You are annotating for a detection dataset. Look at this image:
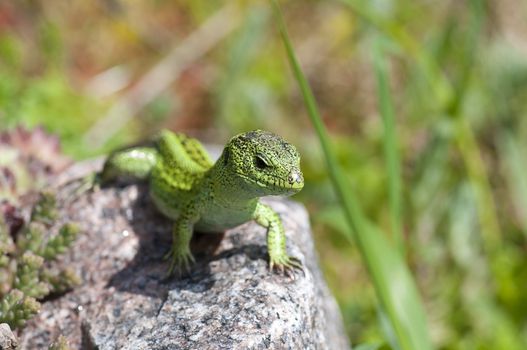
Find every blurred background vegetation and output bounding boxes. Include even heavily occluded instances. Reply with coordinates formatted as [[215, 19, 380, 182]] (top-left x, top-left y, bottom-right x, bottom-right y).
[[1, 0, 527, 349]]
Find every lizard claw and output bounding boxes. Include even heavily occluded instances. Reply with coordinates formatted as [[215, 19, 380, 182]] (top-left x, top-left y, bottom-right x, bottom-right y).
[[62, 173, 101, 202], [269, 254, 304, 279], [164, 247, 195, 277]]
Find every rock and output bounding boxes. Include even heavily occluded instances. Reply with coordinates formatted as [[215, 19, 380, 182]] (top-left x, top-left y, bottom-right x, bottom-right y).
[[0, 323, 18, 350], [20, 160, 350, 350]]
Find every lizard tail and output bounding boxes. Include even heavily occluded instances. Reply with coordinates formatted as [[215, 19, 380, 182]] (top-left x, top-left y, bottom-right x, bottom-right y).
[[100, 147, 158, 184]]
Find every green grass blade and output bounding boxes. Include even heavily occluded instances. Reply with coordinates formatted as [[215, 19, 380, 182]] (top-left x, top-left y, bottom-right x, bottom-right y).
[[501, 132, 527, 236], [372, 40, 404, 255], [451, 0, 502, 251], [338, 0, 453, 110], [347, 0, 501, 251], [271, 1, 433, 349]]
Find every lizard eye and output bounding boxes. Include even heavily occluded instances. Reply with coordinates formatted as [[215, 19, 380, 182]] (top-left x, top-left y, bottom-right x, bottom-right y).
[[255, 155, 270, 169]]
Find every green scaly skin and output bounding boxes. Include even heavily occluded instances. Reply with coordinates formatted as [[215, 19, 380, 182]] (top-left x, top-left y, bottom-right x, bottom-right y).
[[99, 129, 304, 276]]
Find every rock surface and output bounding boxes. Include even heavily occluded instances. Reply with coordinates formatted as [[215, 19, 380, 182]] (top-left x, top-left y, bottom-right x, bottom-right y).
[[20, 161, 350, 350], [0, 323, 18, 350]]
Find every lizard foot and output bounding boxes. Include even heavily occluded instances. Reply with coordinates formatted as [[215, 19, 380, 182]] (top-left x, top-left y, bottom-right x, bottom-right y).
[[62, 173, 101, 202], [269, 254, 304, 279], [164, 247, 195, 277]]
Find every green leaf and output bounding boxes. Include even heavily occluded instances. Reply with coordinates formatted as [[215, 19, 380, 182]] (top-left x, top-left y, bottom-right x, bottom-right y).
[[372, 40, 404, 255], [500, 132, 527, 236], [354, 342, 383, 350]]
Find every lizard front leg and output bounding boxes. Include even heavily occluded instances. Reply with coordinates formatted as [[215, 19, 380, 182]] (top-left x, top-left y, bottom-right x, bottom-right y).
[[253, 202, 302, 274], [164, 204, 201, 276]]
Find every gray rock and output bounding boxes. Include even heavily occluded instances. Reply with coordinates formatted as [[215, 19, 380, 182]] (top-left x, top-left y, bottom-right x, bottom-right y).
[[0, 323, 18, 350], [21, 161, 350, 350]]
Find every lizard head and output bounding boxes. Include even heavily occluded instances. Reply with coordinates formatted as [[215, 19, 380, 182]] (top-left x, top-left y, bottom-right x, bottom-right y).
[[222, 130, 304, 196]]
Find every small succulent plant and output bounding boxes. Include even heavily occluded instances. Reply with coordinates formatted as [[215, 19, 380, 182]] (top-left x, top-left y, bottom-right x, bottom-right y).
[[0, 192, 80, 330], [0, 126, 79, 348]]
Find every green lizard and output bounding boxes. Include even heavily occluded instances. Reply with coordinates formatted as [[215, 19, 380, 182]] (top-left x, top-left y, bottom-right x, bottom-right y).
[[97, 129, 304, 276]]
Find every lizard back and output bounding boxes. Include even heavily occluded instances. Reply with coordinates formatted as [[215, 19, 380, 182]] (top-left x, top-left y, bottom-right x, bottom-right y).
[[149, 131, 213, 218]]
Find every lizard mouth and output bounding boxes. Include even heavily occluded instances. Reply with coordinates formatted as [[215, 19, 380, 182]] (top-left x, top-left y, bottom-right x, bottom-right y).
[[236, 173, 304, 192]]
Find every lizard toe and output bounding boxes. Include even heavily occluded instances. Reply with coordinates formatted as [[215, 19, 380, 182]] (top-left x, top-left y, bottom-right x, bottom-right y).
[[165, 248, 195, 278], [269, 254, 304, 279], [62, 173, 101, 202]]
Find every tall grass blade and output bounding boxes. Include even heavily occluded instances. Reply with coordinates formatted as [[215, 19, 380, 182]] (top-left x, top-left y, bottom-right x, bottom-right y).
[[343, 0, 502, 253], [271, 1, 433, 349], [450, 0, 502, 251], [501, 132, 527, 236], [372, 40, 404, 255], [338, 0, 453, 110]]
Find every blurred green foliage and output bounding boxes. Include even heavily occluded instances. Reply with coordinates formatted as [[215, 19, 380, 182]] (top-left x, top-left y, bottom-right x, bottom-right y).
[[276, 2, 432, 346], [1, 0, 527, 349]]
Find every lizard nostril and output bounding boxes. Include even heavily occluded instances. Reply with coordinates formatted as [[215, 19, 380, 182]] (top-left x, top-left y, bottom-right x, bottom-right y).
[[288, 171, 302, 184]]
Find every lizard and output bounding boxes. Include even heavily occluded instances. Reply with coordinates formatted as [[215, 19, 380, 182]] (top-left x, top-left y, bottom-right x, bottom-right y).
[[94, 129, 304, 276]]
